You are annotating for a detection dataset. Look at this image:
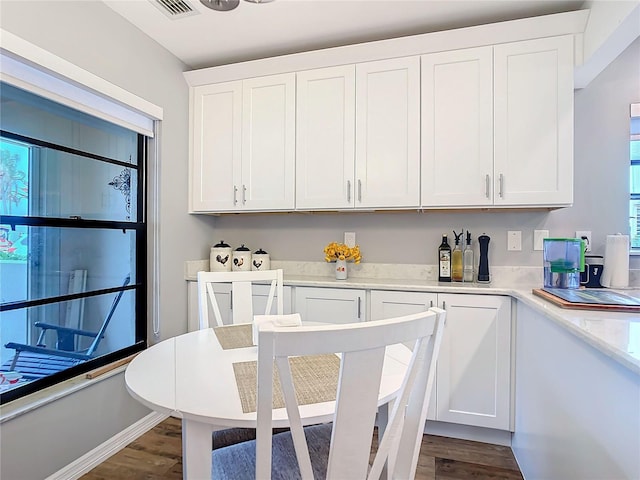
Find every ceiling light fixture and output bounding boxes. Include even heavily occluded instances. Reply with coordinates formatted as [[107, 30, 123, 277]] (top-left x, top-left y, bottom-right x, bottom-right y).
[[200, 0, 273, 11], [200, 0, 240, 11]]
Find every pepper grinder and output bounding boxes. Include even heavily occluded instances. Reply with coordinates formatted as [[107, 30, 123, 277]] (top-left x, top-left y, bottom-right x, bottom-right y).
[[477, 233, 491, 283]]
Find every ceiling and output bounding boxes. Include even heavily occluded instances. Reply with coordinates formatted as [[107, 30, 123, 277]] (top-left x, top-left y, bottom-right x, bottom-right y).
[[103, 0, 587, 70]]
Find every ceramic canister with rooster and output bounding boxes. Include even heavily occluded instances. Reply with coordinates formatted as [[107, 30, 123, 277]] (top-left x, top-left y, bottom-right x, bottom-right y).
[[210, 240, 232, 272], [232, 244, 252, 271], [251, 248, 271, 271]]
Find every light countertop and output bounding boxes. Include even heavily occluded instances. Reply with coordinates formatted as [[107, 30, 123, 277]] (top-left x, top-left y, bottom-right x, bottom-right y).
[[185, 260, 640, 375]]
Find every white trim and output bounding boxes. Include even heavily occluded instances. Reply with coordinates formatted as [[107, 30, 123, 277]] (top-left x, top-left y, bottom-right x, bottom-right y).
[[45, 411, 168, 480], [0, 29, 162, 136], [574, 3, 640, 89], [1, 366, 128, 424], [184, 10, 589, 86]]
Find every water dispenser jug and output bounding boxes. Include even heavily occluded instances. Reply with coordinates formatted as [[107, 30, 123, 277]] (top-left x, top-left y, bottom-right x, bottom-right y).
[[543, 238, 585, 289]]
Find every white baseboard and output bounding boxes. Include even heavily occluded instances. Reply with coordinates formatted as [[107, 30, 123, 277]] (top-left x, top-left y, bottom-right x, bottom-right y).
[[46, 411, 168, 480], [425, 420, 512, 447]]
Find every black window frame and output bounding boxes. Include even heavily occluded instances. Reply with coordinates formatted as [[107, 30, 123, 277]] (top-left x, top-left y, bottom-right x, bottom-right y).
[[0, 129, 147, 405]]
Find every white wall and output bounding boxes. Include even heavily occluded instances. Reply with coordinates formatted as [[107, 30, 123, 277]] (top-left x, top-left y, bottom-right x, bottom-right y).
[[0, 1, 213, 478], [211, 36, 640, 270]]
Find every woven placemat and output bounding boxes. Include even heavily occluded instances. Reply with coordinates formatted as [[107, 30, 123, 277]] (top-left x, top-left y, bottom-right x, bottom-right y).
[[213, 324, 254, 350], [233, 354, 340, 413]]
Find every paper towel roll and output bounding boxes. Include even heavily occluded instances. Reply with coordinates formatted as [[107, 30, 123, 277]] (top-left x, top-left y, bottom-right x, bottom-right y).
[[601, 234, 629, 288]]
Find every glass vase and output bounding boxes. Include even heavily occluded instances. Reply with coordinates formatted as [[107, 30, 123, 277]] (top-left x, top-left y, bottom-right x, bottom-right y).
[[335, 259, 348, 280]]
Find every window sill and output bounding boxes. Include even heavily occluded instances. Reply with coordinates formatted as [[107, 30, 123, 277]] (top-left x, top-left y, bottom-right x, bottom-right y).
[[0, 355, 136, 424]]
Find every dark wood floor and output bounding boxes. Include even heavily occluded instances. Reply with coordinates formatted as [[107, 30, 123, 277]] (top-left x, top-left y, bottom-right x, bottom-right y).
[[81, 417, 523, 479]]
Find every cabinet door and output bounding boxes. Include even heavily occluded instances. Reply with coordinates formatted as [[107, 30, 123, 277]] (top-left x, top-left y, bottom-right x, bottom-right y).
[[494, 35, 573, 206], [242, 74, 296, 210], [252, 284, 292, 317], [294, 287, 366, 324], [296, 65, 356, 210], [421, 47, 494, 207], [370, 290, 438, 320], [355, 57, 420, 208], [436, 294, 511, 430], [190, 81, 242, 212], [370, 290, 439, 421]]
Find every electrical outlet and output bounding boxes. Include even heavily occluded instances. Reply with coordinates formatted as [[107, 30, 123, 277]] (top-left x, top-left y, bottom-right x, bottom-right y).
[[507, 231, 522, 251], [534, 230, 549, 251], [576, 230, 592, 252], [344, 232, 356, 247]]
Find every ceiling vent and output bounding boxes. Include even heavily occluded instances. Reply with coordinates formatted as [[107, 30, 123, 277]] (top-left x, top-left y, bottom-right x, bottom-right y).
[[151, 0, 200, 19]]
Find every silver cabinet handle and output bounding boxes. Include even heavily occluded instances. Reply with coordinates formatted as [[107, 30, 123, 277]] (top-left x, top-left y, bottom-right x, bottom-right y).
[[233, 185, 238, 205], [242, 185, 247, 205], [357, 297, 361, 319], [442, 300, 446, 310], [499, 174, 504, 198], [358, 179, 362, 202], [347, 180, 351, 203], [485, 174, 491, 199], [430, 300, 434, 308]]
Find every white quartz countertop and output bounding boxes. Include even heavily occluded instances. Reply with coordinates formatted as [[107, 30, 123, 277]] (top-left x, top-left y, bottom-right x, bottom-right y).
[[185, 260, 640, 375]]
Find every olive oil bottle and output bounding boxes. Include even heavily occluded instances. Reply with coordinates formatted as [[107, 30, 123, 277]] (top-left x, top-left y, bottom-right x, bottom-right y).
[[438, 234, 452, 282], [463, 231, 475, 282], [451, 230, 463, 282]]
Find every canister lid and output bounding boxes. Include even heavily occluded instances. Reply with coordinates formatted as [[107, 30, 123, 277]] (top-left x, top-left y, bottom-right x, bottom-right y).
[[254, 248, 268, 254], [235, 244, 250, 251], [213, 240, 230, 248]]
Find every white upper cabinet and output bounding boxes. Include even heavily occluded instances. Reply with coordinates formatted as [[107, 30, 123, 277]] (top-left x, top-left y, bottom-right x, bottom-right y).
[[493, 35, 574, 206], [421, 35, 573, 209], [355, 57, 421, 209], [188, 24, 577, 213], [190, 81, 242, 212], [296, 65, 356, 210], [421, 46, 494, 207], [190, 74, 295, 213], [241, 74, 296, 210], [296, 57, 420, 210]]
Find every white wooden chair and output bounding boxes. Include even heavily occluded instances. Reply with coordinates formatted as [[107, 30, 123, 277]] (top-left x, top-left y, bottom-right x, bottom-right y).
[[212, 307, 446, 479], [197, 269, 284, 329], [197, 269, 286, 451]]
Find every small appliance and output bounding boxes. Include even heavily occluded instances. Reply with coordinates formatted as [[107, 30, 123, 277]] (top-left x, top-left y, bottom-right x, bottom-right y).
[[543, 238, 585, 289], [580, 255, 604, 288]]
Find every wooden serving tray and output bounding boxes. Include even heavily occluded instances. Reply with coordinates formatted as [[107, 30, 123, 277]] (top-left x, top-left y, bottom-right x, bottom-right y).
[[532, 288, 640, 313]]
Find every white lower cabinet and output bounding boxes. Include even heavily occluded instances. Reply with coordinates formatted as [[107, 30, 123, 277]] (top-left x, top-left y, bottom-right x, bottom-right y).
[[294, 287, 366, 324], [187, 281, 292, 331], [370, 290, 512, 431]]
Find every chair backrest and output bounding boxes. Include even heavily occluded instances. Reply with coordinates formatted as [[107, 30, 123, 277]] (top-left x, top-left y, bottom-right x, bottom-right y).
[[255, 306, 446, 479], [86, 274, 131, 356], [197, 269, 284, 328]]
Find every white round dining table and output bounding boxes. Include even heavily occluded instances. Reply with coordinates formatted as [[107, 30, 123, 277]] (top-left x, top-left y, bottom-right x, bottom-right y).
[[125, 326, 413, 479]]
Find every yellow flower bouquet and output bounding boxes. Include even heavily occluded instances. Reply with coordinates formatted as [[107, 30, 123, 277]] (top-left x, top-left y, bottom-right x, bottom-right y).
[[323, 242, 362, 263]]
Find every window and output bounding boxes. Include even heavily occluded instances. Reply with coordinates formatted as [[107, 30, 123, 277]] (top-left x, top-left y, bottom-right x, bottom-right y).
[[629, 103, 640, 251], [0, 82, 147, 403]]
